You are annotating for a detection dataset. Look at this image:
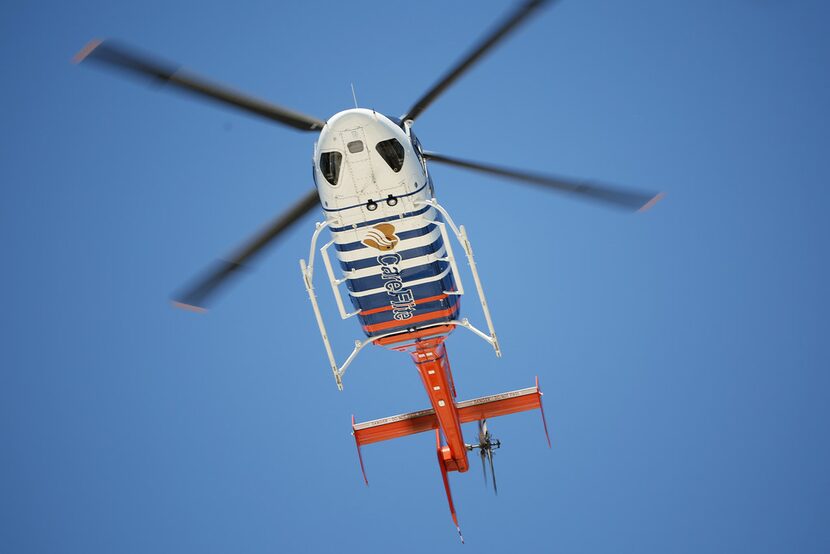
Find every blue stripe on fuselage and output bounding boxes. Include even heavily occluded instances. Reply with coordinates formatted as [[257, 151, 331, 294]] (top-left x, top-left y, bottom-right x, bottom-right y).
[[328, 204, 432, 233], [348, 273, 457, 312], [345, 260, 449, 294], [339, 236, 444, 272]]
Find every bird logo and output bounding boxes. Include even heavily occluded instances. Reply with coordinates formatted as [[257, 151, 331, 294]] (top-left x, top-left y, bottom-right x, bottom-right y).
[[362, 223, 399, 251]]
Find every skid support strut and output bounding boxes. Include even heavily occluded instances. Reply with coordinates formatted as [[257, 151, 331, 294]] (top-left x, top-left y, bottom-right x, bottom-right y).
[[415, 199, 501, 357]]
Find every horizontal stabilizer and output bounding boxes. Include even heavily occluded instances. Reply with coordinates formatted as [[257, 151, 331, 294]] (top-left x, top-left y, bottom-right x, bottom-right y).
[[353, 383, 544, 447]]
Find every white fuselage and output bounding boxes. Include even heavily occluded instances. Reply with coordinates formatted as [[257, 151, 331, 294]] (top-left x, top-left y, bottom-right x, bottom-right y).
[[313, 108, 431, 226], [311, 109, 458, 340]]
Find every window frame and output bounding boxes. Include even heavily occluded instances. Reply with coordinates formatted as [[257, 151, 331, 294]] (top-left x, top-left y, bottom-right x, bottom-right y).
[[319, 150, 343, 186], [375, 138, 406, 173]]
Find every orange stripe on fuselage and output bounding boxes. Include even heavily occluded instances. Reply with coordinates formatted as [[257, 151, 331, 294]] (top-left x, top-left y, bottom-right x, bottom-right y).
[[359, 293, 449, 316], [362, 302, 460, 333], [374, 325, 456, 348]]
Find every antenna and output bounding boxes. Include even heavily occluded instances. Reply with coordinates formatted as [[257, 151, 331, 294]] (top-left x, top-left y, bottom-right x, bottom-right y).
[[350, 83, 358, 108]]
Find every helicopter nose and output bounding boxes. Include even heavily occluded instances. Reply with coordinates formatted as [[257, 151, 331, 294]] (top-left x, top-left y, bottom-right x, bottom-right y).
[[317, 109, 394, 160], [324, 109, 381, 132]]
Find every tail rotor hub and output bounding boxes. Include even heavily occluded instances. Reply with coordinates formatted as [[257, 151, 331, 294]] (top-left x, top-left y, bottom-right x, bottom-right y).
[[467, 419, 502, 494]]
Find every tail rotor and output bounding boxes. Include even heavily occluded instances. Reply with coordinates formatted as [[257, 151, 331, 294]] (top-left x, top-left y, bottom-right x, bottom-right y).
[[469, 419, 501, 495]]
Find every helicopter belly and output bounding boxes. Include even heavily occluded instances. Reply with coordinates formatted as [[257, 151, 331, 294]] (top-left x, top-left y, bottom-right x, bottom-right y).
[[330, 204, 460, 339]]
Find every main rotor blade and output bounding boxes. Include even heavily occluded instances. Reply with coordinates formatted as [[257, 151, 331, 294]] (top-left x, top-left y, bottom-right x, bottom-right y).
[[74, 39, 325, 131], [173, 189, 320, 311], [401, 0, 552, 123], [424, 151, 664, 212]]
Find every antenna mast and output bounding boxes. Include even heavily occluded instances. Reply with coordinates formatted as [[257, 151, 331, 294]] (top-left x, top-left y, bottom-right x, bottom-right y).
[[350, 83, 358, 108]]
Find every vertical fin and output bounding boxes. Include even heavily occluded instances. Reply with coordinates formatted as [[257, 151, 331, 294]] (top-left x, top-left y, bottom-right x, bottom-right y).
[[352, 415, 369, 485], [536, 376, 552, 448], [436, 430, 464, 543]]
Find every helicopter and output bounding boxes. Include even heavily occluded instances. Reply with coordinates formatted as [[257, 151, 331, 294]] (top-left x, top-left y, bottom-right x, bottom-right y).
[[75, 0, 662, 542]]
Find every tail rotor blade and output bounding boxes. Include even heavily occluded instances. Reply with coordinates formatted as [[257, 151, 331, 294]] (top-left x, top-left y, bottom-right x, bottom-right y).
[[480, 449, 488, 488], [487, 449, 498, 496]]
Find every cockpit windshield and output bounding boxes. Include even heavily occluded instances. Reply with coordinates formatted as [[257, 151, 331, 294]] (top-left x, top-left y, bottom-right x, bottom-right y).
[[376, 138, 405, 172], [319, 151, 342, 186]]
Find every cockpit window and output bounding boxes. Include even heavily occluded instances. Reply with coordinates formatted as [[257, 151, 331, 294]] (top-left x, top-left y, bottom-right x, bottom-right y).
[[347, 140, 364, 153], [319, 151, 342, 186], [376, 138, 405, 172]]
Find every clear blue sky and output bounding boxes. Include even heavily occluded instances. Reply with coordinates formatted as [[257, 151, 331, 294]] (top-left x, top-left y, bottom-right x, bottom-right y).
[[2, 1, 829, 552]]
